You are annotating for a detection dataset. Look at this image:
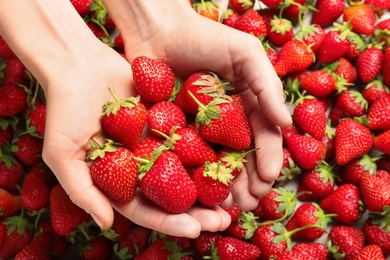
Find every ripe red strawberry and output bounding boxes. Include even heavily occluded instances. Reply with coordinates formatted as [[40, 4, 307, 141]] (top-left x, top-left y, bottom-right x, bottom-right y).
[[256, 187, 297, 221], [174, 71, 231, 115], [220, 8, 241, 28], [338, 154, 378, 185], [109, 209, 132, 239], [235, 8, 267, 39], [224, 210, 258, 240], [13, 133, 43, 166], [0, 117, 16, 147], [117, 226, 152, 256], [162, 126, 217, 167], [357, 46, 384, 83], [0, 85, 27, 117], [353, 244, 386, 260], [293, 96, 327, 140], [317, 30, 350, 64], [367, 94, 390, 131], [267, 17, 294, 47], [343, 4, 376, 35], [362, 80, 389, 105], [297, 161, 335, 200], [328, 57, 358, 84], [88, 139, 138, 202], [261, 0, 284, 9], [69, 0, 93, 16], [138, 150, 197, 214], [0, 188, 21, 220], [299, 69, 341, 98], [366, 0, 390, 15], [263, 41, 278, 65], [49, 184, 92, 236], [101, 92, 147, 151], [27, 104, 46, 137], [373, 129, 390, 154], [285, 202, 333, 240], [193, 0, 220, 21], [14, 232, 51, 260], [360, 172, 390, 213], [0, 58, 27, 86], [311, 0, 345, 27], [27, 163, 58, 189], [132, 136, 164, 160], [328, 225, 365, 260], [192, 161, 233, 208], [335, 118, 373, 166], [191, 231, 222, 257], [134, 237, 190, 260], [0, 153, 23, 194], [383, 46, 390, 86], [319, 183, 364, 224], [147, 101, 187, 137], [228, 0, 254, 13], [295, 24, 326, 55], [211, 236, 261, 260], [292, 242, 328, 260], [193, 96, 252, 150], [273, 39, 314, 77], [216, 147, 253, 177], [21, 172, 50, 211], [334, 90, 368, 119], [131, 56, 176, 103], [221, 202, 242, 222], [363, 217, 390, 257], [80, 236, 113, 260], [251, 223, 287, 259], [284, 133, 326, 170], [374, 19, 390, 46]]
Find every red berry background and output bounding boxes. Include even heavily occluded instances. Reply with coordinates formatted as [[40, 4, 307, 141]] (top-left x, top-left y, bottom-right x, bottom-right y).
[[1, 0, 390, 259]]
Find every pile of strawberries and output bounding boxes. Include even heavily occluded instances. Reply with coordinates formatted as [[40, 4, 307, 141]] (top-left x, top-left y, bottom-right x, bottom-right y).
[[1, 0, 390, 259]]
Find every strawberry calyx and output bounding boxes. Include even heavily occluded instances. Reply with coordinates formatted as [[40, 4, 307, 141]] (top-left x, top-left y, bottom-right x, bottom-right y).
[[218, 148, 257, 173], [312, 202, 337, 230], [151, 127, 182, 150], [327, 239, 346, 259], [237, 210, 259, 240], [87, 138, 118, 161], [371, 206, 390, 231], [270, 16, 293, 35], [276, 157, 302, 186], [283, 75, 303, 104], [3, 214, 34, 237], [193, 0, 220, 14], [89, 0, 110, 26], [102, 88, 142, 116], [134, 145, 169, 180], [203, 161, 234, 186], [193, 71, 234, 100]]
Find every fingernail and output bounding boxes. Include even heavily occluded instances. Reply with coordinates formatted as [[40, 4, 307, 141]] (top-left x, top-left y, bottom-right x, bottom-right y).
[[91, 213, 103, 228]]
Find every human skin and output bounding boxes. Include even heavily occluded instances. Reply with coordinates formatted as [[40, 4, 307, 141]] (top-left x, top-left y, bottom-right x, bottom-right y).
[[0, 0, 291, 238]]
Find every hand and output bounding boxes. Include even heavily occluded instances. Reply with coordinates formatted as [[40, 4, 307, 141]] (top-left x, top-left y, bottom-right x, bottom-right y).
[[104, 0, 292, 211]]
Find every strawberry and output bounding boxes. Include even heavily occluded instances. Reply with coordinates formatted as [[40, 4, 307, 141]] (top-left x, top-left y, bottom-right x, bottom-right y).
[[235, 8, 267, 39], [317, 30, 350, 64], [192, 95, 252, 150], [0, 58, 27, 86], [14, 232, 52, 260], [338, 154, 378, 185], [174, 71, 232, 115], [0, 152, 23, 194], [363, 217, 390, 257], [357, 46, 384, 83], [367, 94, 390, 131], [0, 188, 21, 220], [282, 0, 308, 22], [27, 104, 46, 137], [221, 202, 242, 222], [69, 0, 93, 17], [295, 24, 326, 55], [292, 242, 328, 260], [311, 0, 345, 28], [328, 225, 365, 260], [131, 56, 176, 103], [263, 40, 278, 65], [49, 184, 92, 236], [285, 202, 333, 240], [328, 57, 358, 84], [335, 118, 373, 166], [211, 236, 261, 260], [365, 0, 390, 15], [224, 210, 258, 240], [293, 96, 327, 140], [284, 133, 326, 170], [117, 226, 151, 257], [353, 244, 386, 260], [334, 90, 368, 119], [216, 147, 253, 177], [267, 16, 294, 47], [343, 4, 376, 35], [0, 117, 16, 147], [132, 136, 164, 160], [360, 172, 390, 213], [228, 0, 254, 13], [147, 101, 187, 137], [109, 209, 132, 239], [13, 133, 43, 166], [250, 224, 287, 260], [89, 0, 116, 31], [0, 85, 27, 117], [220, 8, 241, 28], [192, 161, 233, 207], [101, 91, 147, 151], [137, 150, 197, 214], [80, 236, 113, 260], [191, 231, 222, 257], [374, 19, 390, 46], [87, 139, 138, 202], [299, 69, 339, 98], [0, 216, 34, 259], [275, 147, 302, 185], [297, 161, 335, 200], [193, 0, 220, 22], [21, 172, 50, 212], [133, 237, 190, 260], [362, 80, 389, 105], [319, 183, 364, 224], [377, 155, 390, 172], [273, 39, 314, 77], [373, 129, 390, 154], [160, 126, 217, 167]]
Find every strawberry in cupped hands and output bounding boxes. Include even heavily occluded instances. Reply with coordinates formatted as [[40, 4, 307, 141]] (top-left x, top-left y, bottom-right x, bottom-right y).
[[189, 92, 252, 150], [101, 88, 147, 151], [135, 149, 197, 214], [192, 161, 234, 208], [87, 138, 138, 202], [131, 56, 176, 103]]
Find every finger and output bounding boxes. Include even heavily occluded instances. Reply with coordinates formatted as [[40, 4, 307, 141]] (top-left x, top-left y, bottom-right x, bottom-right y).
[[187, 205, 231, 232], [230, 168, 260, 211], [113, 189, 202, 238]]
